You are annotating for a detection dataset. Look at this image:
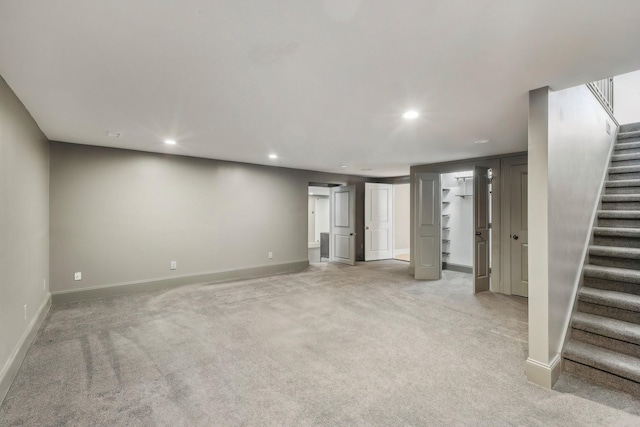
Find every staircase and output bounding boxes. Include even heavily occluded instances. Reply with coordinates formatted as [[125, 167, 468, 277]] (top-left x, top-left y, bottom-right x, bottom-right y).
[[563, 123, 640, 396]]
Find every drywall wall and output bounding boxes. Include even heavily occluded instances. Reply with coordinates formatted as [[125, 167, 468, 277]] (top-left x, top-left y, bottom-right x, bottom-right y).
[[526, 85, 616, 388], [50, 142, 368, 293], [393, 183, 410, 252], [0, 76, 50, 402], [441, 172, 473, 268], [614, 69, 640, 125]]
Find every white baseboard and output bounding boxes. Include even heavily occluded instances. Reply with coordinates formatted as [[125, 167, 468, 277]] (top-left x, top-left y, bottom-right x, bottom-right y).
[[0, 294, 51, 405], [525, 354, 561, 389]]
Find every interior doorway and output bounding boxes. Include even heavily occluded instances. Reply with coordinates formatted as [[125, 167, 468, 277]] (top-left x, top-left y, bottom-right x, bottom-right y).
[[414, 168, 493, 292], [393, 183, 411, 262], [308, 186, 330, 263]]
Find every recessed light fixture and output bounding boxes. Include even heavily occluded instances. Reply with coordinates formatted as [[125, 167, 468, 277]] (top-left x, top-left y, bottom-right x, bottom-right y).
[[340, 165, 347, 168], [403, 110, 419, 120], [106, 131, 121, 138], [164, 139, 177, 145], [474, 139, 490, 144], [309, 192, 314, 195], [269, 154, 278, 159]]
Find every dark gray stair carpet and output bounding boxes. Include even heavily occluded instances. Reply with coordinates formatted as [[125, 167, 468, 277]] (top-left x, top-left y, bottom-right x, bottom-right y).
[[579, 287, 640, 314], [583, 264, 640, 285], [615, 141, 640, 152], [618, 130, 640, 140], [572, 312, 640, 345], [564, 340, 640, 384], [563, 122, 640, 395]]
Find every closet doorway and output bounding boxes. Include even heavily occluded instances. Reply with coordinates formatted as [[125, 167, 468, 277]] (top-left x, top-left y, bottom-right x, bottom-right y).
[[308, 186, 330, 263]]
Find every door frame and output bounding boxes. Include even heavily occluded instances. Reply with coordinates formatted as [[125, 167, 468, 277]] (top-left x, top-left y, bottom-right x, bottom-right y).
[[410, 155, 514, 292], [500, 155, 528, 295], [364, 182, 394, 261]]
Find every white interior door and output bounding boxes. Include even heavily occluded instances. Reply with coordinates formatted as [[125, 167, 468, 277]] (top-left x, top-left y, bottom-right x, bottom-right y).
[[414, 173, 441, 280], [330, 185, 356, 265], [474, 166, 490, 293], [511, 164, 529, 297], [365, 183, 393, 261]]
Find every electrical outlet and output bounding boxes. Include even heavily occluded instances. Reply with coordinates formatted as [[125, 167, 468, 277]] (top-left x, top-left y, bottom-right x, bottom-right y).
[[170, 261, 177, 270], [268, 251, 273, 259], [74, 272, 82, 281], [23, 304, 27, 321]]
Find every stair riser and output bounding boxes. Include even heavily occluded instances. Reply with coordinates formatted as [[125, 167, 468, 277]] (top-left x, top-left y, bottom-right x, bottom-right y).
[[615, 146, 640, 155], [577, 301, 640, 325], [583, 277, 640, 295], [608, 172, 640, 181], [617, 135, 640, 142], [611, 159, 640, 167], [564, 360, 640, 395], [589, 255, 640, 271], [620, 123, 640, 133], [605, 186, 640, 195], [572, 327, 640, 357], [598, 218, 640, 228], [601, 201, 640, 210], [593, 235, 640, 248]]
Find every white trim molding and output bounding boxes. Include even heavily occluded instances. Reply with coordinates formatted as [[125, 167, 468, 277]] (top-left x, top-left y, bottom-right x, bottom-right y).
[[0, 294, 51, 404], [525, 354, 561, 389]]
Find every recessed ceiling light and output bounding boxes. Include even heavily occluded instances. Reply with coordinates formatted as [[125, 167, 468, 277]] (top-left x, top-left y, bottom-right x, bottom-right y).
[[106, 131, 121, 138], [164, 139, 177, 145], [309, 192, 314, 195], [474, 139, 490, 144], [269, 154, 278, 159], [340, 165, 347, 168], [403, 110, 419, 120]]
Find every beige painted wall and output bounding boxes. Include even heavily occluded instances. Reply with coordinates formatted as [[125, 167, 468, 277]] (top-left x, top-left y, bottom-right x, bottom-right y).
[[0, 77, 50, 388], [50, 142, 368, 292]]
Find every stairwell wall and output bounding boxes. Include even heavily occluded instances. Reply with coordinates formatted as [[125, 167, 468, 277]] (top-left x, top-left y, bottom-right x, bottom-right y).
[[527, 85, 617, 388]]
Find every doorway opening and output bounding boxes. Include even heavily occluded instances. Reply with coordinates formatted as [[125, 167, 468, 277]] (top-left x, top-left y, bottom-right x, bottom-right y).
[[393, 183, 411, 262], [308, 185, 330, 263]]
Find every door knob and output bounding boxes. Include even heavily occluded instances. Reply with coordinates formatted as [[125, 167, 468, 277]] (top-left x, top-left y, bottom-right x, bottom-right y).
[[365, 226, 370, 230], [513, 235, 519, 240], [350, 233, 355, 236], [475, 231, 481, 236]]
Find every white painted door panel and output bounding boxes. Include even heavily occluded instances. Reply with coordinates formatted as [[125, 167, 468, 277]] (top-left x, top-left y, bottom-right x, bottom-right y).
[[365, 183, 393, 261], [474, 166, 490, 293], [414, 173, 441, 280], [330, 185, 356, 265]]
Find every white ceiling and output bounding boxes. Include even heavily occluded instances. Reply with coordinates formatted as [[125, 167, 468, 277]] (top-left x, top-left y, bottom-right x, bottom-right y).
[[2, 1, 640, 177]]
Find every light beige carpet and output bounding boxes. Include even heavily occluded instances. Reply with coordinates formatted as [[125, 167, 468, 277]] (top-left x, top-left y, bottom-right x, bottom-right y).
[[1, 261, 639, 426]]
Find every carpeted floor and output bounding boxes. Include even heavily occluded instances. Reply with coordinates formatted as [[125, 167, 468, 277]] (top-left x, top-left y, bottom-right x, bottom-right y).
[[1, 261, 639, 426]]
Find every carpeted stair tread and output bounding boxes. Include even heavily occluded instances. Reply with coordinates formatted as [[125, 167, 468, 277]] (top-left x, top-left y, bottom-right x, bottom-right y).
[[572, 312, 640, 345], [579, 287, 640, 313], [618, 130, 640, 140], [609, 165, 640, 175], [593, 226, 640, 238], [615, 141, 640, 152], [589, 245, 640, 260], [612, 151, 640, 162], [564, 340, 640, 383], [583, 264, 640, 285], [600, 194, 640, 203], [597, 210, 640, 219], [605, 179, 640, 188]]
